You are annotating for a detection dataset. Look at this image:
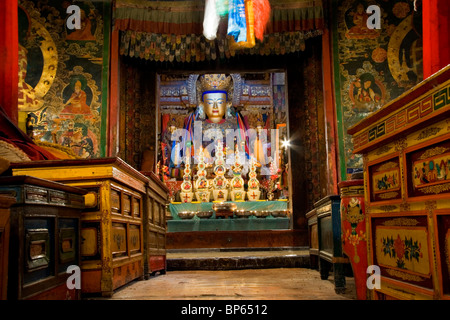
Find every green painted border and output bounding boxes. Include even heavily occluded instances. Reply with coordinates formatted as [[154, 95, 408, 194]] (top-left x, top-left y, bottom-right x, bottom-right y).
[[100, 1, 111, 157], [331, 0, 347, 181]]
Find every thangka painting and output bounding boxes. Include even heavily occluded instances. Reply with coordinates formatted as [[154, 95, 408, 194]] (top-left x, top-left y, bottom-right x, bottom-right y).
[[332, 0, 423, 180], [18, 0, 110, 158]]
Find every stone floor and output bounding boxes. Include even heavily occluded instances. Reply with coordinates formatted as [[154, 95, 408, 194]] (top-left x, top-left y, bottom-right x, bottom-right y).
[[88, 248, 357, 301], [101, 268, 356, 300]]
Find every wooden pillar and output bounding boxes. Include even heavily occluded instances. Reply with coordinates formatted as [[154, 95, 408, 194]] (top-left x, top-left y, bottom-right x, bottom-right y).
[[321, 27, 339, 195], [0, 0, 19, 125], [422, 0, 450, 78], [108, 27, 120, 157]]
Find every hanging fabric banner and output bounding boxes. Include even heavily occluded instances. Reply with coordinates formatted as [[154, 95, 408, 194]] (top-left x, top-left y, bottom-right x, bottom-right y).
[[216, 0, 229, 16], [229, 0, 256, 49], [253, 0, 271, 41], [115, 0, 324, 35], [227, 0, 247, 43], [203, 0, 220, 40]]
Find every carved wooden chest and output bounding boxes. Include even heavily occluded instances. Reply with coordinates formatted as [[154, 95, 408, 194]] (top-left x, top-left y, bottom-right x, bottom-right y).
[[315, 195, 348, 294], [142, 171, 169, 277], [348, 66, 450, 300], [0, 176, 86, 300], [305, 207, 318, 269], [0, 195, 16, 300], [11, 158, 149, 297]]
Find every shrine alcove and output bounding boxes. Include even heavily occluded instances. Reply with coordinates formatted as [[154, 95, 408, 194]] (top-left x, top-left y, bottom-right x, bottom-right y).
[[117, 35, 331, 249]]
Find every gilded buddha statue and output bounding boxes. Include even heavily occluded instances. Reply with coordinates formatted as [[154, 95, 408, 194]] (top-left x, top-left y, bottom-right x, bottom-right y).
[[182, 73, 249, 167], [165, 73, 252, 202]]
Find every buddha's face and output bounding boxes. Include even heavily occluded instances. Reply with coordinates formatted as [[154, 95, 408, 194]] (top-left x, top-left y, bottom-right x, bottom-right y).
[[203, 92, 227, 123]]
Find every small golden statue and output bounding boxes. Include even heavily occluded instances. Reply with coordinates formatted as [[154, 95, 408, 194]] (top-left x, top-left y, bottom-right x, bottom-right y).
[[212, 140, 229, 201], [230, 141, 246, 201], [180, 149, 194, 203], [194, 147, 211, 202], [247, 156, 261, 201]]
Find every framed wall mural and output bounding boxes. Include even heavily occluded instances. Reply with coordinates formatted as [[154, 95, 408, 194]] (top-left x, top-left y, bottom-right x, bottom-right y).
[[18, 0, 110, 158], [332, 0, 423, 180]]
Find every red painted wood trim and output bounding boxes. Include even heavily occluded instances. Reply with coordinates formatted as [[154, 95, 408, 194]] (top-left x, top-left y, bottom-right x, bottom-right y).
[[0, 0, 19, 125], [423, 0, 450, 79], [338, 179, 364, 189], [108, 27, 120, 157]]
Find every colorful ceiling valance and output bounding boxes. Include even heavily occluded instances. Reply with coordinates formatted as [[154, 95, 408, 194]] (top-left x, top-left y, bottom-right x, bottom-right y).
[[119, 29, 322, 62], [116, 0, 324, 62], [114, 0, 324, 35]]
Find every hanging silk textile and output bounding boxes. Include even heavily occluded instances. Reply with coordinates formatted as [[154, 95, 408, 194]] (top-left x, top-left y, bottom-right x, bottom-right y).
[[115, 0, 324, 35], [227, 0, 247, 43], [203, 0, 220, 40], [216, 0, 229, 16], [253, 0, 271, 41], [116, 0, 325, 62], [229, 0, 256, 49]]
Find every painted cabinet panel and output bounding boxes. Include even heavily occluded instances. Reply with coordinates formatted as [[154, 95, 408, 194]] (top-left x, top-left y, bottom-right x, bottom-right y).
[[348, 66, 450, 300]]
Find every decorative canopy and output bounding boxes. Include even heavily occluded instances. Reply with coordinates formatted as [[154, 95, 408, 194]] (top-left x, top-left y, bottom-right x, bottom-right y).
[[116, 0, 324, 62]]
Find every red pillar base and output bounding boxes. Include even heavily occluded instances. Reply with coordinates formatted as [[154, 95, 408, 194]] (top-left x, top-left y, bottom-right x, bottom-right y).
[[0, 0, 19, 125], [423, 0, 450, 78]]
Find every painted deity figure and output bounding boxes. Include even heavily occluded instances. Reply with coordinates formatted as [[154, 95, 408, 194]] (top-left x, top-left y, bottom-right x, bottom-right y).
[[61, 80, 92, 115], [65, 7, 96, 41], [346, 3, 379, 39], [352, 73, 382, 109]]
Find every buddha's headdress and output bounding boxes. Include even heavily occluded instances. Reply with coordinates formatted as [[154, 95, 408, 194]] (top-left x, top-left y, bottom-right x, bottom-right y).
[[198, 74, 232, 101]]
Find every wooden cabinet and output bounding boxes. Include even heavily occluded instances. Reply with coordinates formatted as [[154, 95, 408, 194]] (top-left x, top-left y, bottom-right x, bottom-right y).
[[0, 195, 16, 300], [10, 158, 149, 297], [142, 171, 169, 278], [315, 195, 348, 293], [348, 66, 450, 300], [0, 176, 86, 300], [305, 208, 318, 269]]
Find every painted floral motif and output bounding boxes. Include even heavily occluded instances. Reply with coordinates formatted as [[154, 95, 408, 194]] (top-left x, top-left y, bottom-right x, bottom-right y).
[[345, 229, 366, 247], [381, 234, 423, 269], [342, 197, 366, 264]]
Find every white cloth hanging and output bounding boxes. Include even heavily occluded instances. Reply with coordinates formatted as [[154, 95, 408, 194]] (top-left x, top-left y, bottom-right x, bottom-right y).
[[203, 0, 220, 40]]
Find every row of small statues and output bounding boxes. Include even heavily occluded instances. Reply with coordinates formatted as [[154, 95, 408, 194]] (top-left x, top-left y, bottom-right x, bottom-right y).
[[178, 141, 276, 203], [174, 187, 279, 203]]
